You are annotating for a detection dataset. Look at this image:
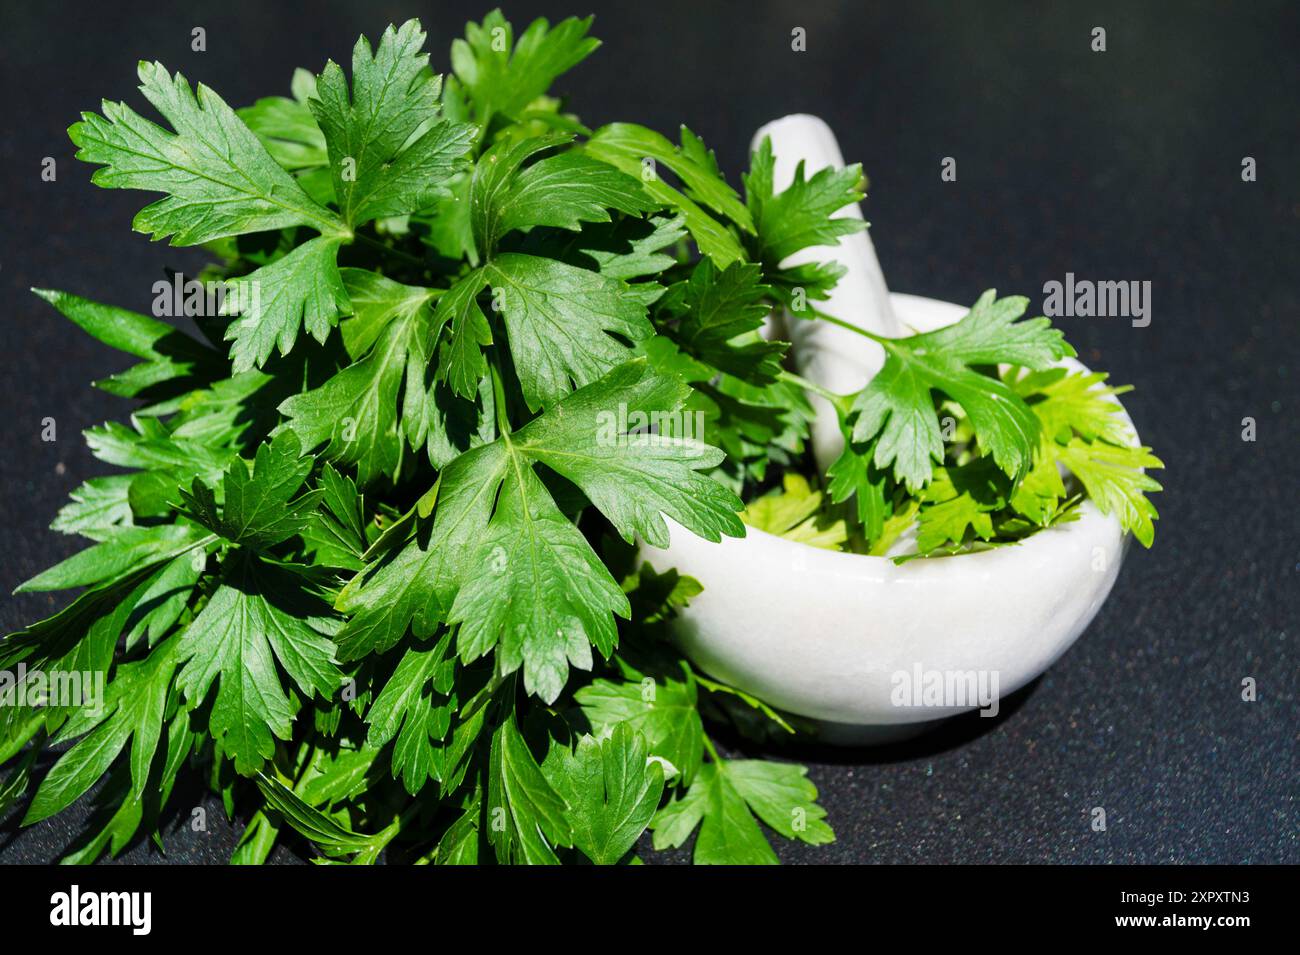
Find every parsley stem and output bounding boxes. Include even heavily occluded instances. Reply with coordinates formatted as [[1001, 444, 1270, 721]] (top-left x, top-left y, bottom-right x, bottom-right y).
[[489, 357, 512, 436], [701, 733, 722, 765], [806, 307, 893, 346], [777, 370, 852, 416]]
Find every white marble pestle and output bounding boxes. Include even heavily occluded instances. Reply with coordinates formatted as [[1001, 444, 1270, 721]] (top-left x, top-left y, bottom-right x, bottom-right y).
[[750, 114, 902, 470]]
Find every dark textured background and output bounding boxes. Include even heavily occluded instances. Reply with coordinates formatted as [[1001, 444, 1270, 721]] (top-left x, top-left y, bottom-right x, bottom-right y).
[[1, 0, 1296, 864]]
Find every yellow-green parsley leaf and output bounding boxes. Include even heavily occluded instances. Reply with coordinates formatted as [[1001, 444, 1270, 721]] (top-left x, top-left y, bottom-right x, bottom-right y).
[[1057, 440, 1164, 547], [741, 474, 847, 551], [1007, 443, 1070, 527], [1010, 366, 1136, 445], [1009, 368, 1164, 545], [914, 463, 1005, 554]]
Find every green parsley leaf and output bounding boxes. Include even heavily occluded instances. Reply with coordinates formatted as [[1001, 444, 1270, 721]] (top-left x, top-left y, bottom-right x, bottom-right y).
[[552, 213, 687, 280], [491, 149, 658, 239], [237, 68, 328, 171], [504, 359, 744, 548], [586, 123, 753, 265], [433, 791, 482, 864], [179, 432, 320, 549], [176, 553, 342, 774], [437, 252, 654, 411], [221, 235, 351, 373], [826, 434, 891, 544], [336, 360, 742, 698], [662, 258, 785, 384], [432, 269, 493, 400], [451, 11, 599, 125], [483, 253, 654, 410], [850, 290, 1074, 490], [486, 712, 571, 864], [15, 523, 205, 594], [33, 288, 221, 398], [279, 272, 440, 484], [70, 60, 346, 244], [366, 634, 455, 795], [575, 673, 705, 784], [51, 475, 134, 540], [543, 723, 665, 864], [295, 463, 368, 569], [311, 19, 475, 226], [24, 637, 182, 825], [449, 465, 628, 702], [121, 554, 203, 650], [255, 772, 394, 863], [744, 134, 867, 265], [468, 132, 569, 254], [652, 758, 831, 864], [720, 760, 834, 844]]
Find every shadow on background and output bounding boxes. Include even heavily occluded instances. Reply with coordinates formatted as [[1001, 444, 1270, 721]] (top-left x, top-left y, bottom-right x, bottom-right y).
[[713, 677, 1043, 767]]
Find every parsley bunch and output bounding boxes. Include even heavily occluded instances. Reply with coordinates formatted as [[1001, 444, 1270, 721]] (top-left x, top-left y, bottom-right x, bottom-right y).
[[3, 11, 1160, 865]]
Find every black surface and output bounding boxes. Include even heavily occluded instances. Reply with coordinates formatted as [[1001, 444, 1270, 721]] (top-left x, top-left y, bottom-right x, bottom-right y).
[[1, 0, 1296, 864]]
